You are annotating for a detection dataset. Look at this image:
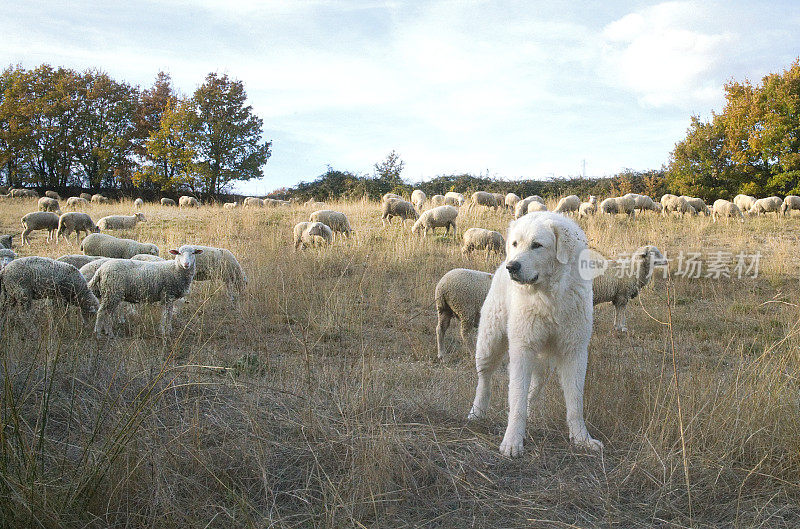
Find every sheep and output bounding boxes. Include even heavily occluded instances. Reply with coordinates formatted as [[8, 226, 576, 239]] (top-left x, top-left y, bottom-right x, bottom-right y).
[[505, 193, 521, 211], [91, 194, 109, 204], [600, 196, 636, 217], [633, 194, 659, 212], [293, 221, 333, 250], [186, 245, 247, 302], [578, 195, 597, 217], [306, 201, 327, 209], [712, 199, 744, 222], [734, 194, 756, 213], [461, 228, 504, 256], [161, 197, 176, 207], [444, 191, 465, 207], [81, 232, 159, 259], [491, 193, 505, 208], [38, 196, 61, 213], [5, 188, 39, 198], [411, 189, 426, 211], [45, 190, 61, 200], [781, 195, 800, 216], [749, 196, 782, 216], [56, 254, 104, 269], [411, 205, 458, 237], [468, 191, 500, 211], [223, 202, 238, 210], [434, 268, 493, 360], [179, 195, 200, 208], [554, 195, 581, 215], [0, 256, 99, 335], [134, 198, 144, 209], [430, 194, 446, 207], [381, 199, 419, 225], [681, 196, 711, 216], [66, 196, 90, 209], [21, 211, 60, 245], [593, 245, 667, 332], [57, 212, 100, 243], [382, 192, 403, 202], [88, 245, 202, 337], [309, 210, 352, 238], [515, 196, 547, 219], [97, 213, 146, 231], [79, 192, 93, 201], [0, 249, 16, 269], [243, 197, 263, 208], [661, 194, 694, 216], [1, 235, 12, 249]]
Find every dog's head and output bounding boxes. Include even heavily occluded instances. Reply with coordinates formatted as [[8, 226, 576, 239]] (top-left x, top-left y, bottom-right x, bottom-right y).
[[504, 212, 586, 288]]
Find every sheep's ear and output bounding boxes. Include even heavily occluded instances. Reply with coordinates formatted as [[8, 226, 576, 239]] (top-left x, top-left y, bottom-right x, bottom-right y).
[[549, 220, 579, 264], [169, 249, 179, 255], [193, 249, 203, 254]]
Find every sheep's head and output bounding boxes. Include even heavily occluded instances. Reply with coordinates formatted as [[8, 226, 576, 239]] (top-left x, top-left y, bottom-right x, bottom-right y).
[[170, 245, 203, 270], [632, 245, 667, 267], [0, 250, 16, 269], [135, 213, 146, 221], [144, 243, 159, 256]]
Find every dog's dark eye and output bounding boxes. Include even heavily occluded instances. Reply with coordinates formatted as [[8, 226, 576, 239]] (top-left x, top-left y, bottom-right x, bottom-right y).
[[512, 241, 517, 247], [531, 242, 542, 249]]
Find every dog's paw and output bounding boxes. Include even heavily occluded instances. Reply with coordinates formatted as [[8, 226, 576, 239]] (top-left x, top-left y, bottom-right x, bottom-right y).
[[466, 406, 484, 422], [574, 436, 604, 452], [499, 437, 525, 458]]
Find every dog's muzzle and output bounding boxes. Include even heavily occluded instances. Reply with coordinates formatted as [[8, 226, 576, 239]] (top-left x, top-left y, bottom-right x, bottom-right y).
[[506, 261, 538, 284]]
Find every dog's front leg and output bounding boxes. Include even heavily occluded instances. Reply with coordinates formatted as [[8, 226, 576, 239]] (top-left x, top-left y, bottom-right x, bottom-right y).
[[557, 348, 604, 451], [499, 345, 533, 457]]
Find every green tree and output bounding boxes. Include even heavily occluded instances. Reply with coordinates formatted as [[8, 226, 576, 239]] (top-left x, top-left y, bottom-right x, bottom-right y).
[[374, 150, 405, 188]]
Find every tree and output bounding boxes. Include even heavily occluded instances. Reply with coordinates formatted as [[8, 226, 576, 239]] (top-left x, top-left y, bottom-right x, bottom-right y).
[[191, 73, 271, 195], [374, 150, 405, 188]]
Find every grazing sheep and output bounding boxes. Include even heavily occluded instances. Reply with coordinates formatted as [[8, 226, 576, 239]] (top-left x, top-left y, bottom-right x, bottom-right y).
[[593, 245, 667, 332], [161, 197, 176, 207], [461, 228, 504, 256], [578, 196, 597, 217], [468, 191, 500, 211], [749, 196, 782, 216], [38, 196, 61, 213], [79, 192, 93, 201], [600, 196, 636, 217], [734, 194, 756, 213], [6, 188, 39, 199], [81, 232, 159, 259], [635, 194, 659, 212], [381, 199, 419, 225], [179, 195, 200, 208], [0, 249, 16, 269], [444, 191, 465, 207], [712, 199, 744, 222], [66, 196, 90, 209], [492, 193, 505, 208], [79, 254, 168, 284], [781, 195, 800, 216], [554, 195, 581, 215], [411, 205, 458, 237], [661, 194, 694, 216], [411, 189, 426, 211], [430, 194, 446, 207], [57, 212, 100, 243], [187, 245, 247, 302], [243, 197, 263, 208], [89, 245, 202, 337], [134, 198, 144, 209], [21, 211, 60, 245], [382, 192, 403, 203], [98, 213, 146, 231], [223, 202, 238, 209], [309, 210, 352, 238], [1, 235, 12, 249], [91, 194, 109, 204], [0, 256, 99, 334], [505, 193, 521, 211], [293, 221, 333, 250], [681, 196, 711, 216], [56, 254, 104, 269], [45, 190, 61, 200], [515, 196, 547, 219], [435, 268, 493, 360]]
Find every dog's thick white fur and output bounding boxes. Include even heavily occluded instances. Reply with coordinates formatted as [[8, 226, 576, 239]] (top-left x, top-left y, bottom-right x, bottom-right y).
[[467, 212, 603, 456]]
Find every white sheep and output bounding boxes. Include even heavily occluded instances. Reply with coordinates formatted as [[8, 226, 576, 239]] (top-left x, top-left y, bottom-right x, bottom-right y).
[[56, 254, 104, 269], [554, 195, 581, 215], [45, 190, 61, 201], [461, 228, 504, 256], [749, 196, 782, 216], [435, 268, 493, 360], [223, 202, 238, 210], [89, 245, 202, 337], [66, 196, 90, 209], [593, 245, 667, 332], [382, 192, 403, 202], [660, 194, 694, 216], [57, 212, 100, 242], [712, 199, 744, 222], [381, 199, 419, 225], [79, 192, 93, 201], [600, 196, 636, 217], [468, 191, 500, 211], [578, 195, 597, 217], [309, 210, 352, 238], [681, 196, 711, 216], [0, 256, 99, 335], [781, 195, 800, 216], [21, 211, 60, 245], [134, 198, 144, 209], [504, 193, 521, 211], [293, 221, 333, 250], [734, 194, 756, 213], [411, 190, 426, 211], [444, 191, 465, 207], [97, 213, 146, 231], [0, 249, 16, 269], [187, 245, 247, 302], [179, 195, 200, 208], [514, 196, 547, 219], [38, 196, 61, 213], [243, 197, 263, 208], [430, 195, 446, 207], [625, 193, 658, 212], [161, 197, 177, 207], [91, 194, 109, 204], [411, 205, 458, 237], [81, 232, 159, 259], [5, 188, 39, 198]]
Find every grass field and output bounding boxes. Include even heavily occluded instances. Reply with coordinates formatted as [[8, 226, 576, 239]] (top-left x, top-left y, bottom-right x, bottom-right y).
[[0, 196, 798, 528]]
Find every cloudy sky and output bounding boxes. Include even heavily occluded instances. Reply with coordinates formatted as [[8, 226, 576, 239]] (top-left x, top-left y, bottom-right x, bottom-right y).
[[3, 1, 799, 194]]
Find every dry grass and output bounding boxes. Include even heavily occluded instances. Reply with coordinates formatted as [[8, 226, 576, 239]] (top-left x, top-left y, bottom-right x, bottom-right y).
[[0, 197, 798, 528]]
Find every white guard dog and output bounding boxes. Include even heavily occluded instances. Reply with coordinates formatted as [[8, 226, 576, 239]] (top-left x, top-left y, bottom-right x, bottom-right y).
[[467, 211, 603, 456]]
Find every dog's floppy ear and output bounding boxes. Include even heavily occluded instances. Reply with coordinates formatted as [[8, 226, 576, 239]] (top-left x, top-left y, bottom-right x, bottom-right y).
[[549, 220, 581, 264]]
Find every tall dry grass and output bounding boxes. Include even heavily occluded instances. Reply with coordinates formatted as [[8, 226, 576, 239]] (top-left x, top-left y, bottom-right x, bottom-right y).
[[0, 196, 798, 527]]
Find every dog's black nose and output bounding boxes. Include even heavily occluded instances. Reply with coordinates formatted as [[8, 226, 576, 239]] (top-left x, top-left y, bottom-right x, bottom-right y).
[[506, 261, 521, 274]]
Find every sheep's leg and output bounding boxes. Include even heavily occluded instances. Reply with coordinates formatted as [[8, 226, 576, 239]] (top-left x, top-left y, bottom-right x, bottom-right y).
[[95, 298, 119, 337], [614, 302, 628, 332], [556, 348, 603, 451], [161, 301, 174, 337], [459, 320, 474, 358], [436, 310, 451, 361], [468, 308, 508, 422], [499, 342, 533, 457], [21, 229, 30, 245]]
